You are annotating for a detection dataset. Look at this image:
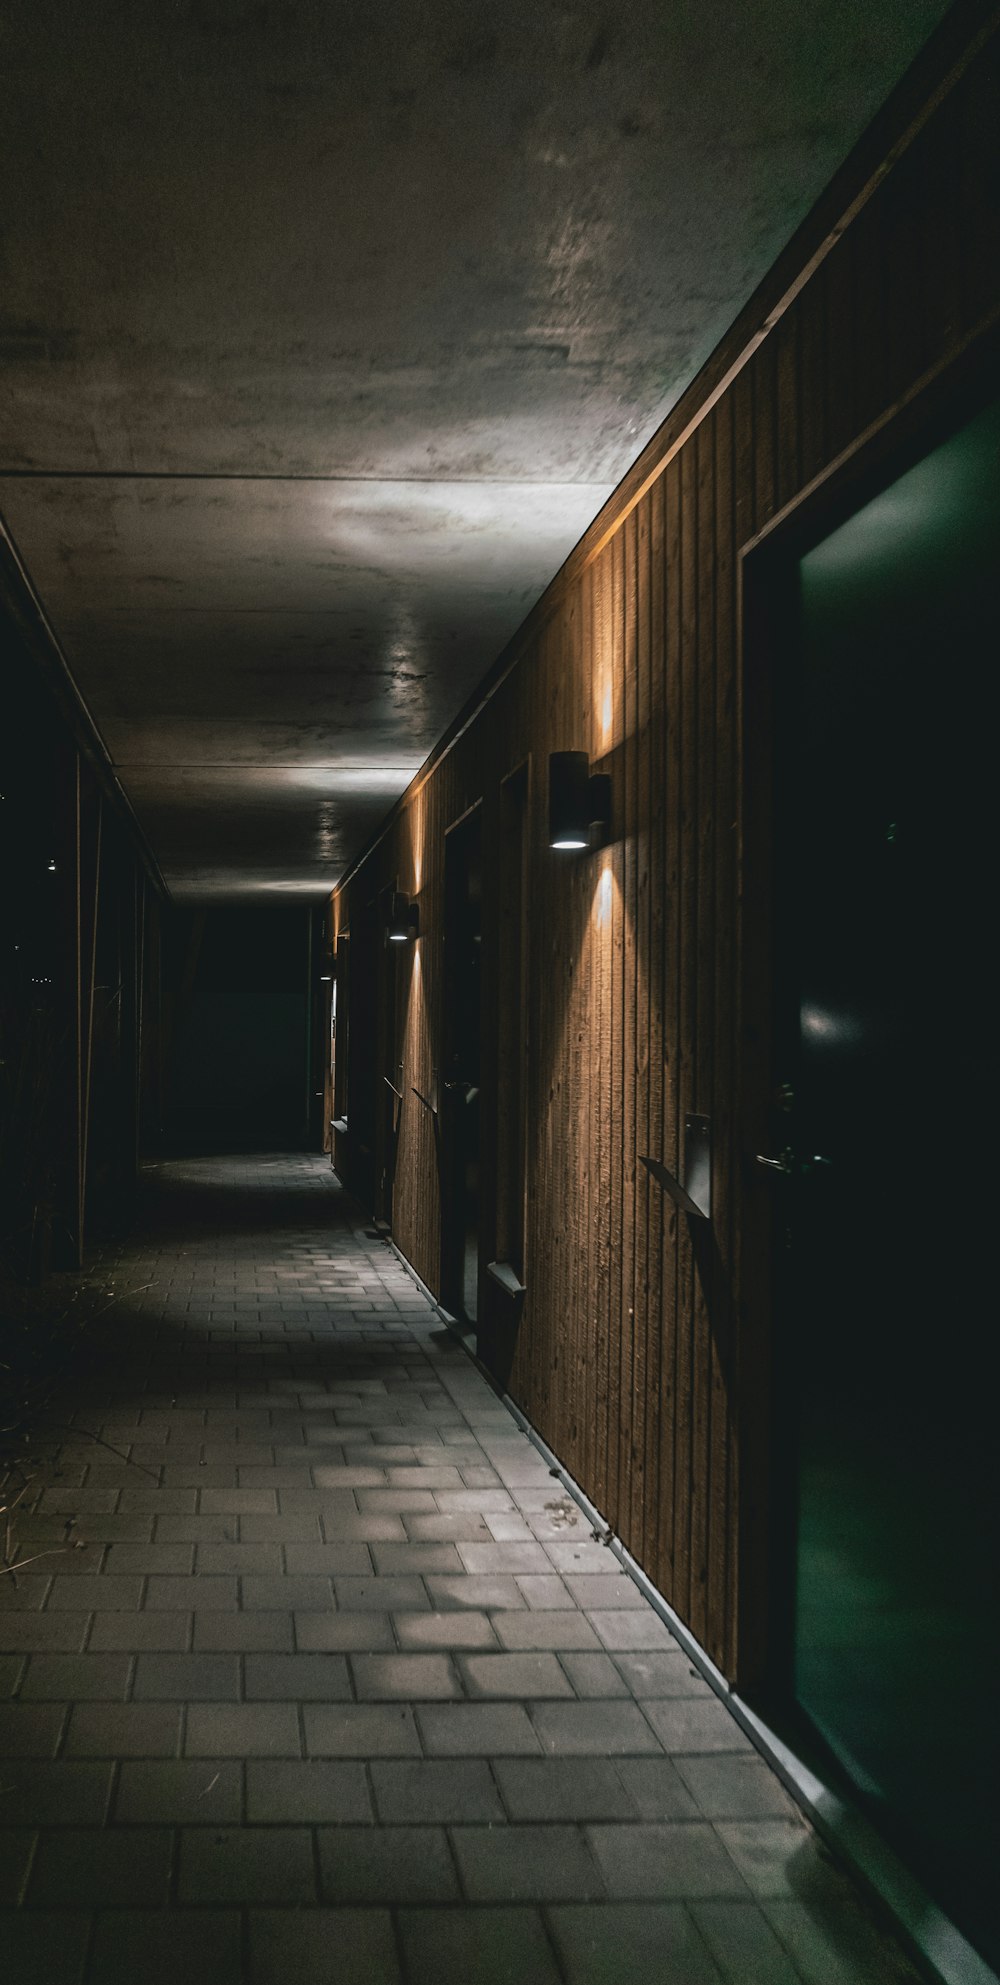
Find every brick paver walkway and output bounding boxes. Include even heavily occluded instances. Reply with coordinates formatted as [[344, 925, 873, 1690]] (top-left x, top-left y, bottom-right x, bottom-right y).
[[0, 1154, 924, 1983]]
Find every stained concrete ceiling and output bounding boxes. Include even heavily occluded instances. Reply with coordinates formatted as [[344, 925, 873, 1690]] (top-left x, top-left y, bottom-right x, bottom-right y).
[[1, 0, 947, 900]]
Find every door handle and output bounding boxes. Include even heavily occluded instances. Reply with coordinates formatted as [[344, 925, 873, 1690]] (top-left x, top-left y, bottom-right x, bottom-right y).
[[755, 1149, 832, 1177]]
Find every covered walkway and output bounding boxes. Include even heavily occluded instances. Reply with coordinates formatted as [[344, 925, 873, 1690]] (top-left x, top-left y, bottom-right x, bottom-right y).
[[0, 1155, 922, 1984]]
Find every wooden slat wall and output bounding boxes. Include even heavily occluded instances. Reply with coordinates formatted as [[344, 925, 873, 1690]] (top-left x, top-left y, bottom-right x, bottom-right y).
[[333, 18, 1000, 1682]]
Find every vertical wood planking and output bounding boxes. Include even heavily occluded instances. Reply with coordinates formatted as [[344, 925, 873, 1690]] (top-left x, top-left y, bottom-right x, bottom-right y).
[[619, 507, 639, 1547], [608, 525, 626, 1533], [690, 414, 716, 1647], [644, 472, 666, 1575], [658, 450, 683, 1608], [329, 35, 998, 1678], [710, 390, 737, 1673], [632, 489, 653, 1563], [673, 433, 699, 1619]]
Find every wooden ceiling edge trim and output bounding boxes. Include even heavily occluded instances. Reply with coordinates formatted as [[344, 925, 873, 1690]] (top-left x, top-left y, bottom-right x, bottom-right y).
[[0, 514, 170, 901], [335, 1, 997, 907]]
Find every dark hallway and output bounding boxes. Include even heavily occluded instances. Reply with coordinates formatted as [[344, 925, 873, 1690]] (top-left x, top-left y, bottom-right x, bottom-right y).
[[1, 1154, 926, 1984], [3, 5, 999, 1981]]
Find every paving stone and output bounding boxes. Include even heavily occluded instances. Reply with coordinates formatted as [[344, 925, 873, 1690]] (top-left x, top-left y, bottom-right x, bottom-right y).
[[0, 1912, 92, 1985], [387, 1465, 464, 1488], [0, 1701, 66, 1754], [494, 1611, 601, 1651], [614, 1650, 710, 1697], [0, 1759, 113, 1825], [310, 1464, 387, 1486], [425, 1573, 525, 1611], [460, 1651, 574, 1698], [393, 1609, 498, 1650], [586, 1822, 750, 1899], [317, 1822, 459, 1901], [89, 1612, 192, 1651], [334, 1573, 431, 1611], [352, 1652, 461, 1699], [186, 1702, 301, 1755], [294, 1611, 395, 1651], [548, 1902, 725, 1984], [483, 1512, 535, 1541], [714, 1818, 846, 1900], [114, 1758, 243, 1823], [591, 1610, 684, 1651], [691, 1900, 803, 1983], [417, 1701, 540, 1755], [0, 1825, 37, 1904], [245, 1652, 352, 1699], [762, 1897, 926, 1984], [65, 1702, 182, 1756], [193, 1611, 294, 1651], [248, 1908, 400, 1985], [354, 1488, 437, 1513], [195, 1542, 284, 1572], [642, 1698, 755, 1755], [566, 1574, 647, 1610], [614, 1757, 703, 1820], [454, 1821, 605, 1901], [397, 1904, 561, 1985], [28, 1825, 174, 1906], [246, 1758, 373, 1822], [494, 1757, 636, 1821], [403, 1511, 492, 1541], [677, 1754, 799, 1819], [559, 1650, 630, 1697], [283, 1540, 374, 1574], [304, 1702, 421, 1756], [154, 1516, 240, 1548], [369, 1541, 465, 1574], [104, 1543, 194, 1574], [119, 1489, 197, 1512], [240, 1513, 326, 1540], [48, 1576, 144, 1610], [531, 1700, 662, 1756], [0, 1160, 913, 1985], [0, 1612, 89, 1652], [516, 1574, 576, 1609], [200, 1489, 277, 1513], [85, 1909, 245, 1985], [432, 1489, 514, 1513], [21, 1653, 131, 1699], [370, 1757, 505, 1823], [133, 1653, 241, 1699], [179, 1823, 316, 1902], [456, 1541, 552, 1574]]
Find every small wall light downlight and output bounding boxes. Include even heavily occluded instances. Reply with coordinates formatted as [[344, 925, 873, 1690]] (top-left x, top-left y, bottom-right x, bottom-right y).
[[387, 893, 420, 943], [548, 750, 611, 852]]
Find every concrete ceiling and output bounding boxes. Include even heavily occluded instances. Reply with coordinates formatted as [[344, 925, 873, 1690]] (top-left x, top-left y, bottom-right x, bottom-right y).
[[1, 0, 947, 900]]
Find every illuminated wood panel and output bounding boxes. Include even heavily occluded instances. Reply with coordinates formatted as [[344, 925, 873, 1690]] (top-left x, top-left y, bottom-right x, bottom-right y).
[[332, 9, 1000, 1682]]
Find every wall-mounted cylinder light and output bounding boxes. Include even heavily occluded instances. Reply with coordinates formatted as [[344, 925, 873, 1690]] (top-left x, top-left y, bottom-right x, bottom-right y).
[[387, 892, 420, 942], [549, 751, 611, 852]]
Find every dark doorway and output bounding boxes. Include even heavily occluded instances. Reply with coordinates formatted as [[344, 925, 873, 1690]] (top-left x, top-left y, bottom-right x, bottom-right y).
[[377, 885, 401, 1231], [770, 394, 999, 1967], [163, 906, 310, 1150], [442, 805, 483, 1325], [345, 896, 378, 1212]]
